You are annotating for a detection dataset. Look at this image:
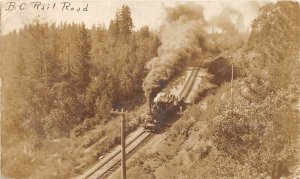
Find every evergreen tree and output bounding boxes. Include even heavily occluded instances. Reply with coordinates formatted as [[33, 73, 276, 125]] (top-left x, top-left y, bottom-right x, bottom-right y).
[[73, 23, 92, 92], [119, 5, 134, 36], [109, 11, 121, 37], [15, 52, 26, 76]]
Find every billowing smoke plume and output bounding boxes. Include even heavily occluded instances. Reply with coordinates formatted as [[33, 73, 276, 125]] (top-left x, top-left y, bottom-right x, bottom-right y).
[[209, 7, 243, 35], [142, 4, 208, 102], [202, 1, 268, 34]]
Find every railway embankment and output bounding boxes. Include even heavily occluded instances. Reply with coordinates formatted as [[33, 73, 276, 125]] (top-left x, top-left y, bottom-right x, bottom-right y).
[[114, 3, 300, 178]]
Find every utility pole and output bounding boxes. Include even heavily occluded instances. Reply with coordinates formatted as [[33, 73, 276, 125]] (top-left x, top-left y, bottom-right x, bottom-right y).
[[67, 43, 70, 78], [231, 63, 234, 104], [0, 3, 3, 177], [110, 108, 128, 179], [0, 1, 2, 36], [0, 77, 2, 177]]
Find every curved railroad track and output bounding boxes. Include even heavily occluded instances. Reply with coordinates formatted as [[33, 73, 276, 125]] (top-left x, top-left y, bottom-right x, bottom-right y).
[[179, 65, 201, 101], [80, 129, 152, 179], [79, 65, 201, 179]]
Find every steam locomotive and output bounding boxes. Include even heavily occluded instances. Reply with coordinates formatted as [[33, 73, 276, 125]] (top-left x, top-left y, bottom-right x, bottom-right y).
[[142, 67, 196, 132], [142, 55, 231, 132], [142, 95, 184, 132]]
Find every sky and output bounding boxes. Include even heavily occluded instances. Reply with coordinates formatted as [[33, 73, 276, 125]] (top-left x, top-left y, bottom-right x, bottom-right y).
[[0, 0, 270, 35]]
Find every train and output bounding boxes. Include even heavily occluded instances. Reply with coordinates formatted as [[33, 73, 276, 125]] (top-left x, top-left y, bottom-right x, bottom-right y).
[[142, 66, 199, 132], [141, 55, 231, 132]]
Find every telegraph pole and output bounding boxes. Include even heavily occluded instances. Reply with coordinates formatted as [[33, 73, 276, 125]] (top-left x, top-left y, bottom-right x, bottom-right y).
[[110, 108, 128, 179], [0, 77, 2, 177], [67, 43, 70, 78], [0, 2, 3, 177], [0, 1, 2, 36], [231, 63, 234, 104]]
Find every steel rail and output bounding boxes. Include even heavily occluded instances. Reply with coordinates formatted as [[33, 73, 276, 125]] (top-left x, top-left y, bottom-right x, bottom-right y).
[[178, 68, 197, 98], [99, 132, 153, 179], [81, 64, 203, 179], [182, 65, 201, 102], [81, 130, 152, 179], [178, 65, 201, 101]]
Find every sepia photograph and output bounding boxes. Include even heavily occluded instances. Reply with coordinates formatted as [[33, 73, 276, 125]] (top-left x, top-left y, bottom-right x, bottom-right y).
[[0, 0, 299, 178]]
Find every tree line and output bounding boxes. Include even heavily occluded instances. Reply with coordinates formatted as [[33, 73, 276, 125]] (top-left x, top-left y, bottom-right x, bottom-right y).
[[0, 5, 160, 140]]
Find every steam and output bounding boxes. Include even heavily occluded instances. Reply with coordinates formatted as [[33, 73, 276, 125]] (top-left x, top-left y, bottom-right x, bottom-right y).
[[142, 2, 265, 104], [207, 6, 251, 48], [142, 4, 208, 102], [203, 1, 268, 34], [209, 7, 243, 35]]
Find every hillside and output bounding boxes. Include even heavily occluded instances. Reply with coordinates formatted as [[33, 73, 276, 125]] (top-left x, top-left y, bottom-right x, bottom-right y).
[[1, 2, 299, 179], [0, 5, 159, 179], [120, 2, 300, 178]]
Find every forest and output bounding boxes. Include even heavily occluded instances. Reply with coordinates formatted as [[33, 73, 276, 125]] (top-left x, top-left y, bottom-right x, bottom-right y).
[[1, 5, 159, 138], [1, 5, 160, 178], [1, 2, 300, 179]]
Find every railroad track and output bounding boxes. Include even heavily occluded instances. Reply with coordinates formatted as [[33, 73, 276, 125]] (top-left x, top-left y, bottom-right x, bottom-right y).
[[80, 129, 153, 179], [179, 65, 201, 101], [80, 65, 201, 179]]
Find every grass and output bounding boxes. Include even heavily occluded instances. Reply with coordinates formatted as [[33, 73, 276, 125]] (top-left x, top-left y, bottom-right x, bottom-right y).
[[2, 103, 148, 179]]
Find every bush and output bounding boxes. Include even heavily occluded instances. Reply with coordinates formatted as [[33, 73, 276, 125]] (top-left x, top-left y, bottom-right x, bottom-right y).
[[211, 89, 299, 175]]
